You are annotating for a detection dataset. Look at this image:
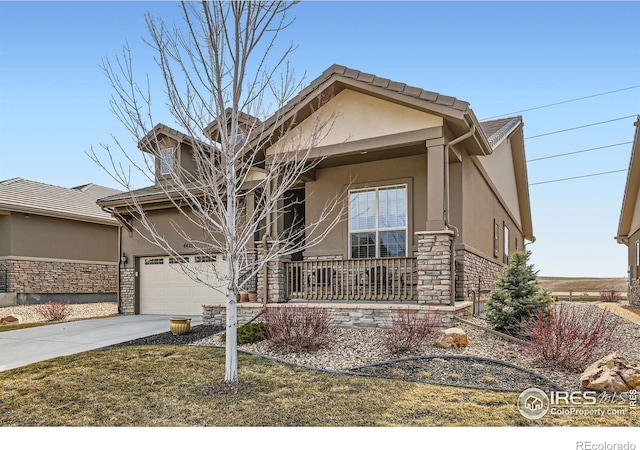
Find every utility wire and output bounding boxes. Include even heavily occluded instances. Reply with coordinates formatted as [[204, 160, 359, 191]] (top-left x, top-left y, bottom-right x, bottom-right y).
[[482, 85, 640, 120], [527, 141, 632, 162], [526, 115, 637, 139], [530, 169, 627, 186]]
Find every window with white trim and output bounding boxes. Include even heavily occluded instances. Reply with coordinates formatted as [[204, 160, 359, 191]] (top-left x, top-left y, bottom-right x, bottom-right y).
[[493, 220, 499, 257], [349, 185, 407, 258], [503, 223, 510, 264], [159, 148, 176, 175], [636, 240, 640, 278]]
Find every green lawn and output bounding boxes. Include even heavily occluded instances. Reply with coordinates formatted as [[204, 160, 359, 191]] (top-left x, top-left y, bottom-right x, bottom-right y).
[[0, 346, 633, 427]]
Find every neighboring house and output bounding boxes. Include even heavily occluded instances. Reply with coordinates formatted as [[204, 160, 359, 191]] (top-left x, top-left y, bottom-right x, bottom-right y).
[[98, 64, 534, 317], [0, 178, 121, 305], [616, 115, 640, 307]]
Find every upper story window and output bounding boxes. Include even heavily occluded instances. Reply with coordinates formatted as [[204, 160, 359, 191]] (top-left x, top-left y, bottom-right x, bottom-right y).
[[349, 185, 407, 259], [503, 223, 510, 264], [493, 220, 500, 258], [159, 148, 176, 175]]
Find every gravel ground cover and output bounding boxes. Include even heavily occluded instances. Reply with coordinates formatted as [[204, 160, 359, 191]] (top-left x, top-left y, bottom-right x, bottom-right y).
[[0, 302, 118, 323], [5, 301, 639, 393]]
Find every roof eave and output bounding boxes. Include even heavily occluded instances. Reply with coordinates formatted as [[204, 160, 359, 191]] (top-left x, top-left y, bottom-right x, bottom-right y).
[[0, 203, 119, 227], [617, 116, 640, 239]]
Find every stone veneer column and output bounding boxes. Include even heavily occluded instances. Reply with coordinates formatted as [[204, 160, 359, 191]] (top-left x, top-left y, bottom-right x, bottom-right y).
[[257, 241, 290, 303], [415, 230, 454, 304], [119, 267, 135, 314]]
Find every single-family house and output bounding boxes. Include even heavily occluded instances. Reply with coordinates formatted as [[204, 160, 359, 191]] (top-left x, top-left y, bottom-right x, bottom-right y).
[[616, 115, 640, 306], [98, 65, 534, 319], [0, 178, 121, 305]]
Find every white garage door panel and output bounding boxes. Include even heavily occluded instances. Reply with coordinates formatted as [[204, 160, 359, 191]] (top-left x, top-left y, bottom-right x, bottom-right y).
[[140, 255, 227, 315]]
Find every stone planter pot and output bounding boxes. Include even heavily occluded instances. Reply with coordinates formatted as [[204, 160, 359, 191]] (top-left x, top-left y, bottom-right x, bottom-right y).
[[169, 317, 191, 336], [248, 292, 258, 302]]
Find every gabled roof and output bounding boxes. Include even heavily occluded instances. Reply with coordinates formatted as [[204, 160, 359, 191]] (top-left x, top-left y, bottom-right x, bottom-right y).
[[617, 116, 640, 242], [0, 178, 121, 226], [257, 64, 493, 156], [480, 116, 523, 149]]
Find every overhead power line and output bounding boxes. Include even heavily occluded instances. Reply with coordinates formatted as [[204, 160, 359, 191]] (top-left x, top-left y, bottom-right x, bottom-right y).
[[527, 141, 632, 162], [482, 85, 640, 120], [529, 169, 627, 186], [526, 115, 637, 140]]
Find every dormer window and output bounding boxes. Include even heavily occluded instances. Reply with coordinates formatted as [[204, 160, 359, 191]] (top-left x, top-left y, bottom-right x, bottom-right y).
[[159, 148, 175, 175]]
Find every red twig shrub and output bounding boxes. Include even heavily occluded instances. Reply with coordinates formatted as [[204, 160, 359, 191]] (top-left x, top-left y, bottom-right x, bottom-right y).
[[34, 301, 71, 322], [385, 309, 440, 354], [599, 290, 621, 303], [521, 303, 622, 370], [261, 306, 332, 351]]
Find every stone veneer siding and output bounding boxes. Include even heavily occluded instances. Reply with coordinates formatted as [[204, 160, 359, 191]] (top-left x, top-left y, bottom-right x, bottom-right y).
[[454, 248, 504, 303], [1, 259, 117, 295], [119, 267, 136, 314], [0, 261, 7, 293], [257, 242, 290, 303], [203, 301, 472, 329], [630, 279, 640, 308], [416, 231, 454, 304]]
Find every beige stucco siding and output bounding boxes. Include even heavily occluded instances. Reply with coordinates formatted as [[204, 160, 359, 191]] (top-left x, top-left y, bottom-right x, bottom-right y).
[[8, 213, 118, 262], [120, 208, 224, 265], [474, 138, 522, 227], [629, 228, 640, 279], [0, 215, 10, 256], [629, 188, 640, 238], [267, 89, 443, 154], [460, 156, 523, 262], [303, 154, 427, 259]]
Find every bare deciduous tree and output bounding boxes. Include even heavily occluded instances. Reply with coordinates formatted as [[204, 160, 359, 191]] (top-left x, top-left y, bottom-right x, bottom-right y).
[[89, 1, 345, 384]]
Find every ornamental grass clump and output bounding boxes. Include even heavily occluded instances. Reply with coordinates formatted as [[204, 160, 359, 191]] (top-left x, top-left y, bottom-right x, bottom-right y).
[[34, 301, 71, 322], [485, 251, 550, 337], [521, 303, 622, 370], [385, 309, 439, 354], [262, 306, 332, 351]]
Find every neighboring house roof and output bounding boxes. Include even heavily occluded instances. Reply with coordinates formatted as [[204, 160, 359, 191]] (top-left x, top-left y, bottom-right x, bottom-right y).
[[0, 178, 121, 226], [617, 116, 640, 243]]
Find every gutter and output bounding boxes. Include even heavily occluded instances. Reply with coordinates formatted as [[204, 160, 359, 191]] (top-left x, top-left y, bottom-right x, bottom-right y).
[[444, 122, 476, 306]]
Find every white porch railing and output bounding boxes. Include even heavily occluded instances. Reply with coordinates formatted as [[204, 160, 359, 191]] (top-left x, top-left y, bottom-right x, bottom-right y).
[[285, 257, 418, 302]]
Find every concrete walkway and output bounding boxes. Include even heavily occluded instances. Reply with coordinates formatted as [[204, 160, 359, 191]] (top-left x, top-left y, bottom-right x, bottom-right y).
[[0, 314, 202, 372], [596, 302, 640, 325]]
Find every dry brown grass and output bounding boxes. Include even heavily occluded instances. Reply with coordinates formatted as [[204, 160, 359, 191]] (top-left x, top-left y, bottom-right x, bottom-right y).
[[537, 277, 627, 293], [0, 346, 631, 427]]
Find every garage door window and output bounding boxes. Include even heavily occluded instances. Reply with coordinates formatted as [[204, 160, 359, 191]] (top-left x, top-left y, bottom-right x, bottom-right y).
[[144, 258, 164, 265]]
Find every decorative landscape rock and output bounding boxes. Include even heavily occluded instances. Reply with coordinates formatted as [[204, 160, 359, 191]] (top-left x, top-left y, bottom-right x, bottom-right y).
[[434, 327, 468, 348], [0, 315, 19, 325], [580, 353, 640, 392]]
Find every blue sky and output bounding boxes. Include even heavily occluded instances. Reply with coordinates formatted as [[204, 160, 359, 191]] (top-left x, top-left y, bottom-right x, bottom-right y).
[[1, 1, 639, 278]]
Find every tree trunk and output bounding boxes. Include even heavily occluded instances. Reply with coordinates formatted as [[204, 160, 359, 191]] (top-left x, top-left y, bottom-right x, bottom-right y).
[[225, 288, 238, 384]]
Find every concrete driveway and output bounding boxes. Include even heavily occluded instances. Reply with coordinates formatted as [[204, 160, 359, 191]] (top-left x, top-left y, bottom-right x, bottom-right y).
[[0, 314, 202, 372]]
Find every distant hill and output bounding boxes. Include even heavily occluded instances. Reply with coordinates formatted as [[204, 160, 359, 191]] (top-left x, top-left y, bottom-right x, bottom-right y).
[[537, 277, 627, 300]]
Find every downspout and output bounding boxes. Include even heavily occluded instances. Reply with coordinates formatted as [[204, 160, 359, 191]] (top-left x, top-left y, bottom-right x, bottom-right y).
[[444, 123, 475, 306]]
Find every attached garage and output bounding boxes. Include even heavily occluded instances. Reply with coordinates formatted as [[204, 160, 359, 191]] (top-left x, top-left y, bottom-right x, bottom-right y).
[[139, 255, 227, 315]]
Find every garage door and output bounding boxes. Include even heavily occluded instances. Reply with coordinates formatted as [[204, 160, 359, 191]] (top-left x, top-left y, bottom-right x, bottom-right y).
[[139, 255, 227, 315]]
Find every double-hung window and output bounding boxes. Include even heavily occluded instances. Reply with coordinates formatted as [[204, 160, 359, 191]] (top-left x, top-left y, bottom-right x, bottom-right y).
[[349, 185, 407, 258]]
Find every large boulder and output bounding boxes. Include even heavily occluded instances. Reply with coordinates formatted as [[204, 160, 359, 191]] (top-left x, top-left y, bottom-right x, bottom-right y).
[[434, 327, 468, 348], [0, 315, 19, 325], [580, 353, 640, 392]]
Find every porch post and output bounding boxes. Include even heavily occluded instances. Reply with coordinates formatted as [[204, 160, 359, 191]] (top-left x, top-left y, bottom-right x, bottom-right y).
[[425, 137, 446, 230], [257, 240, 290, 303], [415, 230, 454, 304]]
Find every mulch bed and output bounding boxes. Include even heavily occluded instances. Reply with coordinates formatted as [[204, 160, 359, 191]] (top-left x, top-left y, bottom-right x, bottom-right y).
[[108, 325, 225, 347], [351, 356, 564, 392]]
